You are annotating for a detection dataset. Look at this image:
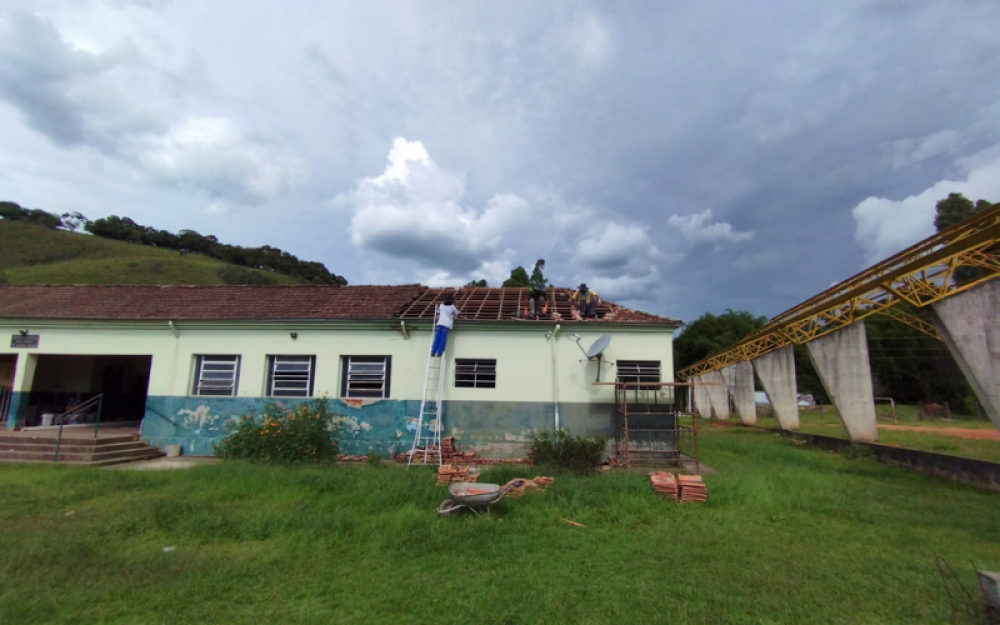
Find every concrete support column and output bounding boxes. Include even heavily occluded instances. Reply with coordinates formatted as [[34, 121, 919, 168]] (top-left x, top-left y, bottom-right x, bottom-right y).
[[753, 345, 800, 431], [692, 375, 711, 418], [806, 322, 878, 441], [703, 370, 730, 420], [6, 354, 38, 429], [929, 280, 1000, 432], [721, 361, 756, 425]]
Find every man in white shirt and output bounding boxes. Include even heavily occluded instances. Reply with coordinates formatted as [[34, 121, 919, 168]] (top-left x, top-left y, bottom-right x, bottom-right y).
[[431, 294, 460, 357]]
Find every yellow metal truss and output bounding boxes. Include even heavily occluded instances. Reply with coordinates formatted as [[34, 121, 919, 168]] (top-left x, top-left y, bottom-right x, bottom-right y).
[[677, 203, 1000, 380]]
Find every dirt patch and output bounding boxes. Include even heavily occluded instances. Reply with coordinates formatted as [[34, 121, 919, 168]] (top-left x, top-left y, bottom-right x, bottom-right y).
[[878, 425, 1000, 441]]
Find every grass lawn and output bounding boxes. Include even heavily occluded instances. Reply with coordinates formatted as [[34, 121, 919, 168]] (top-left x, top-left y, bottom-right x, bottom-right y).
[[2, 427, 998, 624], [754, 406, 1000, 463]]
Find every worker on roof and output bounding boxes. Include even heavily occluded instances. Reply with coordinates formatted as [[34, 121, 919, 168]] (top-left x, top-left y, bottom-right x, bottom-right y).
[[431, 293, 460, 357], [527, 285, 547, 320], [571, 283, 600, 318]]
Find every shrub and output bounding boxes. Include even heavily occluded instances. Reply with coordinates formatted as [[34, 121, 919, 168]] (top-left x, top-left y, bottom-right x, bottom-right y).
[[214, 397, 340, 463], [529, 429, 606, 474], [366, 453, 383, 467]]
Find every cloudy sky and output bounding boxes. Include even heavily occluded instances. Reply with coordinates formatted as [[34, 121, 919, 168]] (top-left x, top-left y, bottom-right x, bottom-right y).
[[2, 0, 999, 322]]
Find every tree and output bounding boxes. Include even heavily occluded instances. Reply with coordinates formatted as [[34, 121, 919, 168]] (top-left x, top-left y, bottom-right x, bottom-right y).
[[673, 309, 768, 371], [466, 279, 488, 287], [934, 192, 994, 285], [933, 193, 977, 232], [502, 266, 530, 288]]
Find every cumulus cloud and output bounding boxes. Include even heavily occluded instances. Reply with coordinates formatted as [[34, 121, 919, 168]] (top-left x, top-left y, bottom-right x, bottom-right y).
[[883, 129, 964, 169], [852, 147, 1000, 263], [667, 209, 754, 245], [338, 138, 532, 278], [575, 223, 658, 272], [0, 10, 302, 205], [138, 116, 304, 204]]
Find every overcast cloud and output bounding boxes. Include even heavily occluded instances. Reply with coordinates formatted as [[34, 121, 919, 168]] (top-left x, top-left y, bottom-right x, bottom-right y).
[[1, 0, 998, 320]]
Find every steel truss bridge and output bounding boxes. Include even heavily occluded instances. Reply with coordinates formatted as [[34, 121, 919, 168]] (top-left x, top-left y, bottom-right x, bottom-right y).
[[677, 202, 1000, 380]]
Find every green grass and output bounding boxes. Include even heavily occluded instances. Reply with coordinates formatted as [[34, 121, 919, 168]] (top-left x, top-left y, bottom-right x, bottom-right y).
[[2, 427, 998, 624], [753, 406, 1000, 463], [0, 221, 305, 285]]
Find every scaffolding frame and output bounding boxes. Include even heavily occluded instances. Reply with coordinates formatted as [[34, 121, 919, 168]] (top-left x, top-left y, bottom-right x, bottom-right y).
[[599, 381, 700, 473]]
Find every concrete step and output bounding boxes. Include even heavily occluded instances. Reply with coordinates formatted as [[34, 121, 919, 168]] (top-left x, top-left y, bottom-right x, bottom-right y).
[[0, 450, 165, 467], [0, 437, 165, 466], [0, 441, 151, 454], [0, 434, 139, 446]]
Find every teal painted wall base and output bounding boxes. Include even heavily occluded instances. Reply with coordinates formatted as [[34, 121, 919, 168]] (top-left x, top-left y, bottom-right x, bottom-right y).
[[141, 396, 622, 458], [4, 391, 23, 429]]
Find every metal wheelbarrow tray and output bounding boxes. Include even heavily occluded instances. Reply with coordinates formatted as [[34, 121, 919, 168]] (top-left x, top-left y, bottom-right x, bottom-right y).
[[437, 479, 524, 516]]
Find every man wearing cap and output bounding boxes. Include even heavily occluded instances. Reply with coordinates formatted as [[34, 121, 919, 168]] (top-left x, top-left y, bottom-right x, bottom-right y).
[[571, 283, 600, 318]]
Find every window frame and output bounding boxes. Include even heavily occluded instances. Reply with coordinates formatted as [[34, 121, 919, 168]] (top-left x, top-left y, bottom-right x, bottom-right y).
[[266, 355, 316, 398], [340, 356, 392, 399], [193, 355, 241, 397], [616, 360, 661, 388], [454, 358, 497, 389]]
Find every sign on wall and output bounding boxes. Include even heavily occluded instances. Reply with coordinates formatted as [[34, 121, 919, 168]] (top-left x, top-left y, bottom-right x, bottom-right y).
[[10, 334, 39, 348]]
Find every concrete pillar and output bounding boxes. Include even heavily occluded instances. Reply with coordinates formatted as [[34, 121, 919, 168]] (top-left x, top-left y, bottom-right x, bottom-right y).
[[703, 370, 730, 420], [753, 345, 800, 431], [806, 322, 878, 441], [692, 375, 711, 418], [929, 280, 1000, 432], [6, 354, 38, 429], [721, 361, 756, 425]]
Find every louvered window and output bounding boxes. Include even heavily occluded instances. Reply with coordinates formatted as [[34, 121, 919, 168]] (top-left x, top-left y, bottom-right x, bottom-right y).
[[455, 359, 497, 389], [193, 356, 240, 396], [616, 360, 661, 386], [267, 356, 315, 397], [341, 356, 391, 398]]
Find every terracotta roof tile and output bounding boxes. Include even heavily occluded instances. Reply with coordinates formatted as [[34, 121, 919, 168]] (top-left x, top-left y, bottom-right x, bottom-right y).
[[0, 285, 424, 321], [0, 285, 681, 326]]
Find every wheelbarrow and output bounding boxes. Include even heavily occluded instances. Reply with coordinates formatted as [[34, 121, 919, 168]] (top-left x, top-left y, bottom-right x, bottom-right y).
[[437, 480, 524, 516]]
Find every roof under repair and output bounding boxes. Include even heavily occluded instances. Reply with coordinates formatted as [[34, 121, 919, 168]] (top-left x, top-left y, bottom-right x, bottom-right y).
[[0, 285, 681, 326]]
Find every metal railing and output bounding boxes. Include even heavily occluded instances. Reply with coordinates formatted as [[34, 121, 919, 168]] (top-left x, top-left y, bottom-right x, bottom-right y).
[[53, 394, 103, 461], [140, 403, 179, 436]]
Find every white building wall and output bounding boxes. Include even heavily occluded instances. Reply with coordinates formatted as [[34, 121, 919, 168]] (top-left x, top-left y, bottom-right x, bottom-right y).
[[0, 321, 675, 402]]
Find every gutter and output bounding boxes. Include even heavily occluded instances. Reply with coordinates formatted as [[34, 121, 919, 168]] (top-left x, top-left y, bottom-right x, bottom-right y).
[[549, 324, 561, 430]]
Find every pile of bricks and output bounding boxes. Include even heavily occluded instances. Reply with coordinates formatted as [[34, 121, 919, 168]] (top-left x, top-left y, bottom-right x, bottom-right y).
[[678, 475, 707, 503], [337, 454, 370, 465], [437, 464, 480, 485], [649, 472, 679, 501], [396, 437, 532, 466], [503, 476, 556, 498]]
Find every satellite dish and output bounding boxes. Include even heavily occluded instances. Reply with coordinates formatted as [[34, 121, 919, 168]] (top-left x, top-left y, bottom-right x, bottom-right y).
[[586, 335, 611, 360]]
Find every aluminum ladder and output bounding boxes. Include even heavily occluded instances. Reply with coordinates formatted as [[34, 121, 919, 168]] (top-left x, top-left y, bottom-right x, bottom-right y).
[[408, 309, 447, 466]]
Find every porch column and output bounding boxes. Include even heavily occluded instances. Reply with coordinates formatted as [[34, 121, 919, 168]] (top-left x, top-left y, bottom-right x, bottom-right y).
[[721, 360, 756, 425], [806, 322, 878, 441], [929, 280, 1000, 432], [753, 345, 800, 431], [6, 354, 37, 429]]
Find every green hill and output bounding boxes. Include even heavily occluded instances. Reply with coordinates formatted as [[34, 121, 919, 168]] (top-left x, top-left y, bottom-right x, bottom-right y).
[[0, 221, 309, 286]]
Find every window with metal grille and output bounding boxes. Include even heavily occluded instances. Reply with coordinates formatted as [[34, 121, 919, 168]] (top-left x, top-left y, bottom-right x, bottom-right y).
[[341, 356, 391, 398], [193, 355, 240, 396], [267, 355, 315, 397], [454, 359, 497, 389], [616, 360, 661, 386]]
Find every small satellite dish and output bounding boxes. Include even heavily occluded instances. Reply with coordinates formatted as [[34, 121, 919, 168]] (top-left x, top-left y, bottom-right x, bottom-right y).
[[586, 335, 611, 360]]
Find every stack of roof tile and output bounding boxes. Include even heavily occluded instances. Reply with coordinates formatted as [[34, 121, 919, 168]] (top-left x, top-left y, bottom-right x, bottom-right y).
[[337, 454, 369, 465], [502, 476, 556, 498], [649, 472, 679, 501], [678, 475, 707, 503]]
